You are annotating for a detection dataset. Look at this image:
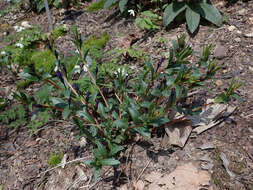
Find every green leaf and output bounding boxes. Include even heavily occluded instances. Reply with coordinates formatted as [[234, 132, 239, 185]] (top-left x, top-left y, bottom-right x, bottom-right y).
[[108, 143, 124, 156], [77, 107, 94, 123], [133, 126, 150, 139], [195, 3, 222, 27], [185, 6, 200, 33], [163, 2, 187, 26], [97, 103, 107, 118], [114, 119, 128, 129], [104, 0, 115, 9], [62, 106, 71, 119], [231, 93, 243, 103], [119, 0, 128, 12], [128, 107, 140, 123], [101, 158, 120, 166], [94, 167, 101, 180]]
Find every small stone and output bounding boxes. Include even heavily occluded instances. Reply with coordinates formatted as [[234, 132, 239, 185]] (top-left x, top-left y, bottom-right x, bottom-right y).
[[234, 37, 241, 42], [79, 137, 87, 147], [249, 17, 253, 25], [249, 66, 253, 72], [214, 44, 227, 59], [238, 9, 246, 16], [215, 80, 223, 86], [236, 30, 242, 34], [244, 31, 253, 38], [228, 25, 236, 31]]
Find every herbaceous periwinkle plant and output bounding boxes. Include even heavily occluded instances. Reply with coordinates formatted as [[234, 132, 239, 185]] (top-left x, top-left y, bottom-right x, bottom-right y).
[[17, 25, 242, 179]]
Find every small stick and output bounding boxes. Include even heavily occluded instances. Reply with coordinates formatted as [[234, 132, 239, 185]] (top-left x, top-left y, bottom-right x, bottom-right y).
[[136, 159, 151, 182], [44, 0, 53, 31], [41, 157, 90, 174]]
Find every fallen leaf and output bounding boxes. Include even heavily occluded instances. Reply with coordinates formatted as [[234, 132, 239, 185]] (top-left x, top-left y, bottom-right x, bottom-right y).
[[164, 121, 192, 148], [25, 140, 37, 147], [189, 100, 236, 134], [220, 152, 236, 179], [145, 162, 212, 190]]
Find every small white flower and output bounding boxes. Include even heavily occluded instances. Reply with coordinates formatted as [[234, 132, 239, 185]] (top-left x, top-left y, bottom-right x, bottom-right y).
[[74, 49, 79, 54], [14, 26, 25, 32], [20, 37, 24, 41], [21, 21, 31, 28], [15, 43, 24, 48], [54, 65, 58, 72], [128, 9, 135, 17], [114, 68, 128, 77], [73, 65, 81, 74], [1, 51, 6, 55]]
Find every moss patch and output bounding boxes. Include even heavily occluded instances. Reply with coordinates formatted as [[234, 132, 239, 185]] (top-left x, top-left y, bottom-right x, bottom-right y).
[[48, 152, 64, 167], [31, 49, 55, 74], [86, 0, 106, 12], [82, 32, 110, 50]]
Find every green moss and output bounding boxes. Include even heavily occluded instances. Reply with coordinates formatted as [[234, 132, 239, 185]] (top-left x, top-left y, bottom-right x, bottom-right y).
[[50, 25, 68, 41], [82, 32, 110, 50], [16, 80, 32, 89], [48, 152, 64, 167], [86, 0, 106, 12], [31, 49, 55, 74]]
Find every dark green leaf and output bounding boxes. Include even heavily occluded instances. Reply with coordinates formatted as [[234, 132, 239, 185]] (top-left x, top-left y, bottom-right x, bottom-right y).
[[128, 107, 140, 123], [231, 93, 243, 103], [62, 107, 71, 119], [163, 2, 187, 26], [185, 6, 200, 33], [119, 0, 128, 12], [104, 0, 116, 9], [195, 3, 222, 27]]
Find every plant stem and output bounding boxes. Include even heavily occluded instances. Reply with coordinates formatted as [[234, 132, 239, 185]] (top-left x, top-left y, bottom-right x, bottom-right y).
[[78, 49, 109, 108]]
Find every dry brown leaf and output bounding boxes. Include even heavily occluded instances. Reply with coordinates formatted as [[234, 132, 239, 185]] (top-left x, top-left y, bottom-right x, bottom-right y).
[[163, 121, 192, 148]]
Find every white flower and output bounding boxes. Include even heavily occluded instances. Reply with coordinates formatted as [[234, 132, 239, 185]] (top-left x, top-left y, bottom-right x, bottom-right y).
[[54, 65, 58, 72], [128, 9, 135, 17], [74, 49, 79, 54], [15, 43, 24, 48], [73, 65, 81, 74], [114, 68, 128, 77], [21, 21, 31, 28], [1, 51, 6, 55], [20, 37, 24, 41], [14, 25, 25, 32]]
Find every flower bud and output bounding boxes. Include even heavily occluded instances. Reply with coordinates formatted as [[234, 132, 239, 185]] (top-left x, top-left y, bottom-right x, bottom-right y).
[[85, 91, 90, 102], [94, 99, 99, 110], [73, 83, 79, 92], [56, 70, 65, 87], [62, 64, 67, 74]]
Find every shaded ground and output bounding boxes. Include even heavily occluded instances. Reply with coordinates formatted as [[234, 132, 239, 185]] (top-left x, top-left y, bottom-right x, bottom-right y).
[[0, 0, 253, 189]]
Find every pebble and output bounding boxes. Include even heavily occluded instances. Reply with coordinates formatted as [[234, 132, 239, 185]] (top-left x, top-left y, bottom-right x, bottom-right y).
[[234, 37, 241, 42], [249, 66, 253, 72], [238, 8, 246, 16], [244, 31, 253, 38], [228, 25, 236, 31], [215, 80, 223, 86], [214, 44, 227, 59]]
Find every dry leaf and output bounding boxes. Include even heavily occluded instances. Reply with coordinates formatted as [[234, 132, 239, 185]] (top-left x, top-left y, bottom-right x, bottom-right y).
[[163, 121, 192, 148]]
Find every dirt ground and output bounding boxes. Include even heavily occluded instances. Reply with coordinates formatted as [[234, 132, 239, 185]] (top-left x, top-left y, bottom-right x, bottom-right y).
[[0, 0, 253, 189]]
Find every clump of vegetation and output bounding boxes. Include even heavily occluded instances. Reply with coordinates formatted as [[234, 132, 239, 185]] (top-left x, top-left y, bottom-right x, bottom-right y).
[[15, 26, 241, 179], [48, 152, 64, 167], [103, 0, 222, 34], [31, 49, 56, 75], [136, 10, 160, 30], [86, 0, 106, 12], [0, 105, 26, 129]]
